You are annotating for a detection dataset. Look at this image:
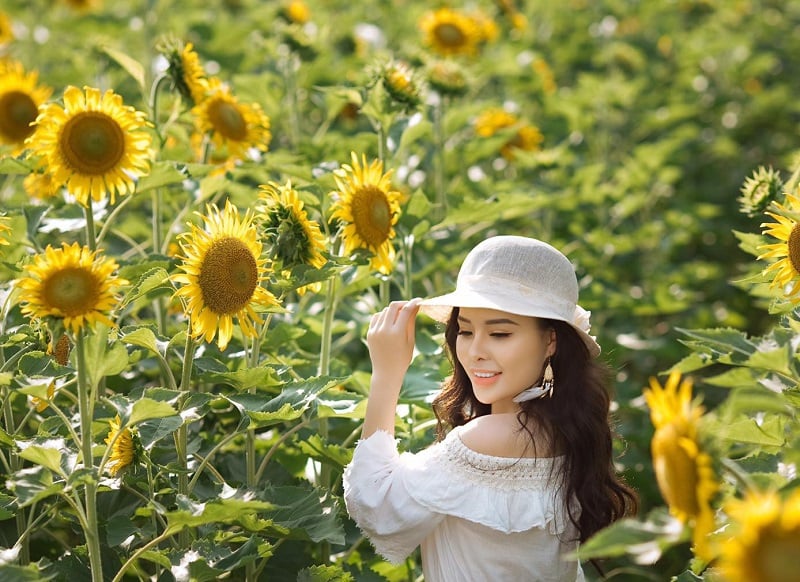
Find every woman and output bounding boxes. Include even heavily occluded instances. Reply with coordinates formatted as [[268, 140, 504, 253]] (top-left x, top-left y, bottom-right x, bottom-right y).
[[344, 236, 637, 581]]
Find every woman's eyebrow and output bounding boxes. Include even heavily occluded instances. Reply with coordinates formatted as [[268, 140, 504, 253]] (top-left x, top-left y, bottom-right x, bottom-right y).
[[457, 315, 519, 326]]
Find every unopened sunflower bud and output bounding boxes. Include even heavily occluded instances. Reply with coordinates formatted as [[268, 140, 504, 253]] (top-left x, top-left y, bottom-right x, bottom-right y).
[[740, 165, 782, 217]]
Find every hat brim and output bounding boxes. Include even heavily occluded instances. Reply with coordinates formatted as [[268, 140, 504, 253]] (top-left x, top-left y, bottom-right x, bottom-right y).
[[419, 291, 602, 358]]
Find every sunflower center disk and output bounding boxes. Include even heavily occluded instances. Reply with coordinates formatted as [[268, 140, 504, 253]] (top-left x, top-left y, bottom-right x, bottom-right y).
[[352, 186, 391, 248], [435, 23, 466, 47], [757, 531, 800, 581], [61, 112, 126, 174], [0, 90, 39, 142], [42, 267, 101, 317], [787, 223, 800, 275], [198, 237, 259, 315], [209, 101, 247, 141]]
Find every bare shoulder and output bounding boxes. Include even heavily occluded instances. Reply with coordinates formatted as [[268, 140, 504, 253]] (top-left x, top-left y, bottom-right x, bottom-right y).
[[459, 414, 553, 458]]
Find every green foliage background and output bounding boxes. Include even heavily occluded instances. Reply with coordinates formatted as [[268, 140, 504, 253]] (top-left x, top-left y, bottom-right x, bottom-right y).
[[1, 0, 799, 580]]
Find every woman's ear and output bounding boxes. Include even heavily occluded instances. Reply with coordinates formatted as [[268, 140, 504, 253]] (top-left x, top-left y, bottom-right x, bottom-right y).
[[546, 328, 557, 358]]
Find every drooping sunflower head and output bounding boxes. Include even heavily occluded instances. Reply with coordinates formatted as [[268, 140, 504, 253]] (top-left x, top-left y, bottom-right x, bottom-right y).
[[105, 415, 135, 477], [739, 165, 782, 217], [380, 60, 425, 111], [644, 371, 718, 560], [719, 488, 800, 582], [419, 8, 482, 57], [173, 200, 280, 351], [758, 192, 800, 302], [191, 78, 271, 162], [0, 11, 13, 45], [158, 37, 209, 106], [427, 59, 470, 98], [474, 107, 543, 160], [474, 107, 517, 137], [16, 242, 126, 335], [0, 60, 53, 153], [25, 85, 153, 207], [258, 180, 327, 270], [329, 152, 402, 275]]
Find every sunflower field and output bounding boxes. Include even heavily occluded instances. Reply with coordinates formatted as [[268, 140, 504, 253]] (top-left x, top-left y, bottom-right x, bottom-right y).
[[0, 0, 799, 580]]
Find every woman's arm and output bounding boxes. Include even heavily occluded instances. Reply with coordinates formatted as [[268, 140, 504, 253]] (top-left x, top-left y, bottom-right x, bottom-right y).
[[362, 298, 421, 438]]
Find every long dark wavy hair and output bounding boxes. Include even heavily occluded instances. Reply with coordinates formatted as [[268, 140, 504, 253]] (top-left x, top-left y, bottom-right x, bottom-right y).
[[432, 308, 638, 543]]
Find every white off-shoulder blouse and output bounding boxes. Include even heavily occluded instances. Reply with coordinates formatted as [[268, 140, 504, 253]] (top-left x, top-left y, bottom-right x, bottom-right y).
[[343, 425, 585, 582]]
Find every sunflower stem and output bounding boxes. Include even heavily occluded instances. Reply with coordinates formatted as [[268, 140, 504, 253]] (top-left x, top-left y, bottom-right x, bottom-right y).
[[84, 200, 97, 252], [76, 331, 103, 581], [176, 328, 195, 548], [316, 276, 337, 565], [432, 96, 447, 222], [2, 385, 29, 565]]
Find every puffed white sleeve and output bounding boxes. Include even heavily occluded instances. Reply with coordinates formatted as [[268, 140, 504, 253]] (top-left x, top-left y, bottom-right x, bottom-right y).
[[343, 430, 445, 563]]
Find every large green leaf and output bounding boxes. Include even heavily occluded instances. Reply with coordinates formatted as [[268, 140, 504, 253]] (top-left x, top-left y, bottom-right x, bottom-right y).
[[226, 376, 342, 428], [577, 508, 687, 563]]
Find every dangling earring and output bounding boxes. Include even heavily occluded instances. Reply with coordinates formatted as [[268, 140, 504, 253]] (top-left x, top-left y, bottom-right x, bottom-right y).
[[512, 357, 555, 402], [542, 358, 554, 398]]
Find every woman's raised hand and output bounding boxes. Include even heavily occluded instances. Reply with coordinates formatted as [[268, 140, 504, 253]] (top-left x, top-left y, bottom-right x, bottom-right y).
[[366, 298, 422, 385]]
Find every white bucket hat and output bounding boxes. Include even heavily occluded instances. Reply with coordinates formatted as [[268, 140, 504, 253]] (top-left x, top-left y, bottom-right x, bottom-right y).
[[419, 236, 601, 357]]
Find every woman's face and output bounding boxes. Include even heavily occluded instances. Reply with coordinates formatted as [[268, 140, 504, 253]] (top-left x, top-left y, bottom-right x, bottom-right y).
[[455, 307, 555, 414]]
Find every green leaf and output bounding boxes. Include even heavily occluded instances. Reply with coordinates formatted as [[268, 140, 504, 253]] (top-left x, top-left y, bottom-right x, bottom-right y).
[[0, 563, 55, 581], [6, 464, 64, 507], [17, 443, 65, 477], [129, 398, 178, 425], [200, 366, 283, 391], [17, 352, 72, 378], [0, 157, 35, 174], [136, 161, 190, 193], [297, 565, 355, 582], [119, 268, 172, 309], [577, 508, 687, 563], [226, 376, 341, 428], [83, 328, 128, 387], [298, 434, 353, 468], [677, 327, 757, 357], [121, 327, 162, 354], [137, 415, 183, 449], [99, 45, 145, 90]]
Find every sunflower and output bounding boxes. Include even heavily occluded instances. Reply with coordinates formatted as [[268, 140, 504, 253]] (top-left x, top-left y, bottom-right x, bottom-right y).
[[105, 415, 135, 476], [0, 214, 10, 247], [191, 78, 271, 162], [160, 38, 208, 106], [61, 0, 102, 11], [739, 165, 782, 217], [258, 180, 327, 293], [329, 152, 402, 275], [644, 371, 718, 560], [173, 200, 280, 351], [0, 61, 53, 153], [419, 8, 482, 57], [23, 170, 61, 200], [279, 0, 311, 24], [31, 381, 56, 413], [475, 107, 544, 160], [718, 489, 800, 582], [0, 11, 13, 45], [759, 192, 800, 301], [16, 242, 125, 335], [380, 60, 425, 110], [25, 85, 153, 207]]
